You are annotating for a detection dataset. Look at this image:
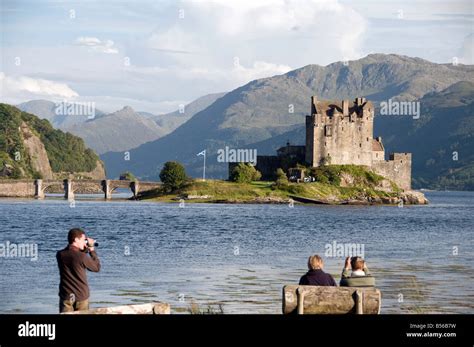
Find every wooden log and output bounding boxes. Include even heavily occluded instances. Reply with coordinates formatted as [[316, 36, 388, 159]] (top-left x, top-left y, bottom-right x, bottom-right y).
[[282, 285, 381, 314], [63, 302, 170, 315]]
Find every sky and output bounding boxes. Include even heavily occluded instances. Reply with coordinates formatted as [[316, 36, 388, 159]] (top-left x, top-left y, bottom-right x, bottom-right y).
[[0, 0, 473, 113]]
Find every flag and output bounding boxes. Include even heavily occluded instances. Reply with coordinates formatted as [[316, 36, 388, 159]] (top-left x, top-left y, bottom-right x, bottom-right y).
[[197, 150, 206, 156]]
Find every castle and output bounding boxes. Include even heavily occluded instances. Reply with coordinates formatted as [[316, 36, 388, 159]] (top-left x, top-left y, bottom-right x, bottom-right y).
[[246, 96, 412, 190]]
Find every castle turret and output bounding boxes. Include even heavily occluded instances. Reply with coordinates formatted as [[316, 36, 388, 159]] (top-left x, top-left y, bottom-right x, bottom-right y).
[[311, 96, 317, 115], [342, 100, 349, 116]]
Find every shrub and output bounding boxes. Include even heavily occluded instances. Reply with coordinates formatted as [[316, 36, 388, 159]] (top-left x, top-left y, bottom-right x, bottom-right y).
[[159, 161, 187, 191], [274, 168, 288, 187], [230, 163, 261, 183]]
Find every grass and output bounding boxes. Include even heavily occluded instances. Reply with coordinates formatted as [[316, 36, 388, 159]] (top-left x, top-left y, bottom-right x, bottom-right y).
[[138, 165, 404, 204], [143, 180, 287, 203], [141, 176, 400, 205]]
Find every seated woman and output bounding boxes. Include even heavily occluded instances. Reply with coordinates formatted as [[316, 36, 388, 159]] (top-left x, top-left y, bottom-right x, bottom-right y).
[[299, 254, 337, 286], [340, 256, 375, 287]]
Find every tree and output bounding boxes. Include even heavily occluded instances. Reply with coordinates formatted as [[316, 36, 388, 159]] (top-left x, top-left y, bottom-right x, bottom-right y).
[[159, 161, 187, 191], [230, 163, 261, 183], [275, 168, 288, 187]]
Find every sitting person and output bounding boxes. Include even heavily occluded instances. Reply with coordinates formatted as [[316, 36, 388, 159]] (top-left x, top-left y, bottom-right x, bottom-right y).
[[340, 256, 375, 287], [299, 254, 337, 286]]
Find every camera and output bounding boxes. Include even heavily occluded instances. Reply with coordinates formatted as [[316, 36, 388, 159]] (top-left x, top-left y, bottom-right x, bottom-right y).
[[85, 239, 99, 247]]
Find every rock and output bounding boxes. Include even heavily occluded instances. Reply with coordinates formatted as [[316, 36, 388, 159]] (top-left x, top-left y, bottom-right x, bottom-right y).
[[0, 164, 14, 177], [184, 194, 212, 199], [20, 122, 54, 179], [400, 190, 429, 204]]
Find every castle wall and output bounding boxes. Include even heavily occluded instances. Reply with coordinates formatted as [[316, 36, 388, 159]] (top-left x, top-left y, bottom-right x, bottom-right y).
[[254, 156, 285, 180], [371, 153, 412, 190], [305, 116, 315, 164], [308, 114, 374, 166], [372, 150, 384, 162]]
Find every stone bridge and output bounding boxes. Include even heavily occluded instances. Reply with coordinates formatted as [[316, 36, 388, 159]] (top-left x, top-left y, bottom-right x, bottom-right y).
[[0, 179, 161, 200]]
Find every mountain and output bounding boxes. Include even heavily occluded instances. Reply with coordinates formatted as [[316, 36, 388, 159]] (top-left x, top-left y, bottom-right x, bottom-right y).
[[377, 81, 474, 190], [17, 100, 106, 129], [0, 103, 105, 179], [138, 92, 226, 135], [66, 106, 166, 154], [101, 54, 474, 181]]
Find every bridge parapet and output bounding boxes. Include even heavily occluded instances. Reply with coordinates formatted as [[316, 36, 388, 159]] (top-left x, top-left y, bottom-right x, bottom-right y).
[[1, 179, 161, 200]]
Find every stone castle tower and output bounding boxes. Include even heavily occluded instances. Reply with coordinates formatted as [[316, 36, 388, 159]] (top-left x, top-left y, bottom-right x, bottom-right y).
[[305, 96, 412, 190]]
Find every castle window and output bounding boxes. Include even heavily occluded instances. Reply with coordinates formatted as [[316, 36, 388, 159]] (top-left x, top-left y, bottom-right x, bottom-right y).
[[325, 125, 332, 137], [342, 127, 344, 131], [367, 137, 369, 141], [359, 143, 362, 148], [358, 126, 361, 131]]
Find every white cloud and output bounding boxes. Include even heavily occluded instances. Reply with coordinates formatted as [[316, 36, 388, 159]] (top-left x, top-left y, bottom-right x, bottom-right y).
[[0, 72, 79, 104], [147, 0, 367, 67], [75, 37, 119, 54], [176, 61, 292, 84]]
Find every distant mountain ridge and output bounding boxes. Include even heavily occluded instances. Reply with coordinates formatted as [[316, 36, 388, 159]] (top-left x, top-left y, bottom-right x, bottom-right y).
[[66, 106, 165, 154], [17, 99, 107, 129], [17, 92, 226, 155]]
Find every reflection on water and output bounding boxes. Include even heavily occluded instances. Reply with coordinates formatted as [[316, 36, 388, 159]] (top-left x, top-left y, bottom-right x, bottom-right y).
[[0, 191, 473, 314]]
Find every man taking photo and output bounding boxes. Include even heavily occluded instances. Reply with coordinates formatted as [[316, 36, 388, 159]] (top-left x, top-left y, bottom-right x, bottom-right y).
[[56, 228, 100, 313]]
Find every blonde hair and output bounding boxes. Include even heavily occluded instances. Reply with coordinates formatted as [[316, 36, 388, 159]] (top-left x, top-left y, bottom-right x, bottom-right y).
[[307, 255, 323, 270]]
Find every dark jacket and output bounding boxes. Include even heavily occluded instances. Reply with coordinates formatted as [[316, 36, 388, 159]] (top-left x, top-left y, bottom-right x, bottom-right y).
[[299, 269, 337, 286], [56, 245, 101, 301]]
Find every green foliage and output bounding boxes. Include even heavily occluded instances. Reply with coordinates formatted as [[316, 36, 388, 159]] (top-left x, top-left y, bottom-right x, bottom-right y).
[[159, 161, 188, 191], [22, 111, 98, 172], [0, 103, 100, 178], [274, 168, 289, 187], [229, 163, 262, 183], [310, 166, 341, 185], [308, 165, 385, 187]]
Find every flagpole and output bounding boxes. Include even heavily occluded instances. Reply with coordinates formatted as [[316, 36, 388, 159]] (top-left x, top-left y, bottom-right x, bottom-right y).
[[203, 151, 206, 181]]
